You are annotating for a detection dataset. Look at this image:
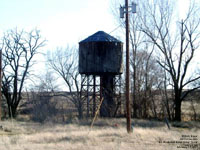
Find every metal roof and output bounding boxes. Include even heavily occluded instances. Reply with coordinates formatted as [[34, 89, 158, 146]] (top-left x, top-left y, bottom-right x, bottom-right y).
[[79, 31, 121, 43]]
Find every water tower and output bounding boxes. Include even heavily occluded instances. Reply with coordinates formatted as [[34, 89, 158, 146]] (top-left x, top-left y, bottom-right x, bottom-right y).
[[79, 31, 123, 117]]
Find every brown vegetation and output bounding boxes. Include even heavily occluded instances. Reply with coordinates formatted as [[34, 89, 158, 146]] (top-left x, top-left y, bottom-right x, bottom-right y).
[[0, 118, 199, 150]]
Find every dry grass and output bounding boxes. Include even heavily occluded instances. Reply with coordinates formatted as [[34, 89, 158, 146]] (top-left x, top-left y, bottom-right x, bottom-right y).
[[0, 118, 199, 150]]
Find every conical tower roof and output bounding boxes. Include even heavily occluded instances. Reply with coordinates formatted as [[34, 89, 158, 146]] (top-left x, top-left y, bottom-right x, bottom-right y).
[[79, 31, 121, 43]]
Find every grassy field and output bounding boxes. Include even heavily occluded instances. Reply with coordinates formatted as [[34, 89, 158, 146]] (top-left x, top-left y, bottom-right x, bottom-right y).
[[0, 118, 199, 150]]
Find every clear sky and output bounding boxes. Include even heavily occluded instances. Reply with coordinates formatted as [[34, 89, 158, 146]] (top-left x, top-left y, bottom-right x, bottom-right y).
[[0, 0, 123, 89], [0, 0, 191, 48], [0, 0, 120, 49], [0, 0, 197, 89]]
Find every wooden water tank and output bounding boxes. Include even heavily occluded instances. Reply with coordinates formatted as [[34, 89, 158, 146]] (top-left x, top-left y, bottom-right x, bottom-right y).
[[79, 31, 123, 75]]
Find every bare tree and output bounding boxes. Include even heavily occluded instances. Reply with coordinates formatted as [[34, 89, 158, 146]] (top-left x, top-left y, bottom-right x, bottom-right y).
[[130, 49, 164, 118], [21, 69, 60, 122], [139, 0, 200, 121], [47, 47, 85, 119], [1, 28, 46, 118], [111, 0, 165, 119], [34, 70, 60, 93]]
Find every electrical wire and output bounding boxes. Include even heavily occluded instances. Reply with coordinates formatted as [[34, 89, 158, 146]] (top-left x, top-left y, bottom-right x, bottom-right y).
[[109, 24, 122, 34]]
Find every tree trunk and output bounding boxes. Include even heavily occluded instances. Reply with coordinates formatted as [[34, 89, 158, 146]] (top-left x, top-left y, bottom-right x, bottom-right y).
[[78, 108, 83, 119], [11, 105, 17, 118], [7, 104, 17, 118], [164, 88, 172, 121], [7, 103, 11, 118], [78, 99, 83, 119], [143, 98, 147, 118], [166, 100, 172, 121], [151, 96, 157, 118], [190, 99, 197, 121], [4, 92, 12, 118], [133, 103, 138, 118], [174, 99, 181, 121]]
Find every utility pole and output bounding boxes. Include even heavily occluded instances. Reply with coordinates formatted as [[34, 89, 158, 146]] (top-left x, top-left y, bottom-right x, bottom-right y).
[[125, 0, 131, 133], [0, 50, 2, 121], [120, 1, 136, 133]]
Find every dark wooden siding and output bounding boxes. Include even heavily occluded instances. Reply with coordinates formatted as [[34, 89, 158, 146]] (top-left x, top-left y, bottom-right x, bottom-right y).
[[79, 42, 123, 75]]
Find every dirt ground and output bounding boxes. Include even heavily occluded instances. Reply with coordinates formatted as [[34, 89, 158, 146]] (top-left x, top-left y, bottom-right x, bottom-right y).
[[0, 118, 199, 150]]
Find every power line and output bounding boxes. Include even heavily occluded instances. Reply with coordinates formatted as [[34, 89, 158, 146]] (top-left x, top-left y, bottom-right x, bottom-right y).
[[109, 24, 122, 34]]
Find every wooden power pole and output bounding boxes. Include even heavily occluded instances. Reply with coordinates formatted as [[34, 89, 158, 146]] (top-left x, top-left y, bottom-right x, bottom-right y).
[[0, 50, 2, 120], [120, 0, 136, 133], [125, 0, 131, 133]]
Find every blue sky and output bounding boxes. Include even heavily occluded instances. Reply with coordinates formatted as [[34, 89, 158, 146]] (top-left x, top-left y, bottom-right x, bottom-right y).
[[0, 0, 123, 89], [0, 0, 119, 48], [0, 0, 191, 48], [1, 0, 197, 90]]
